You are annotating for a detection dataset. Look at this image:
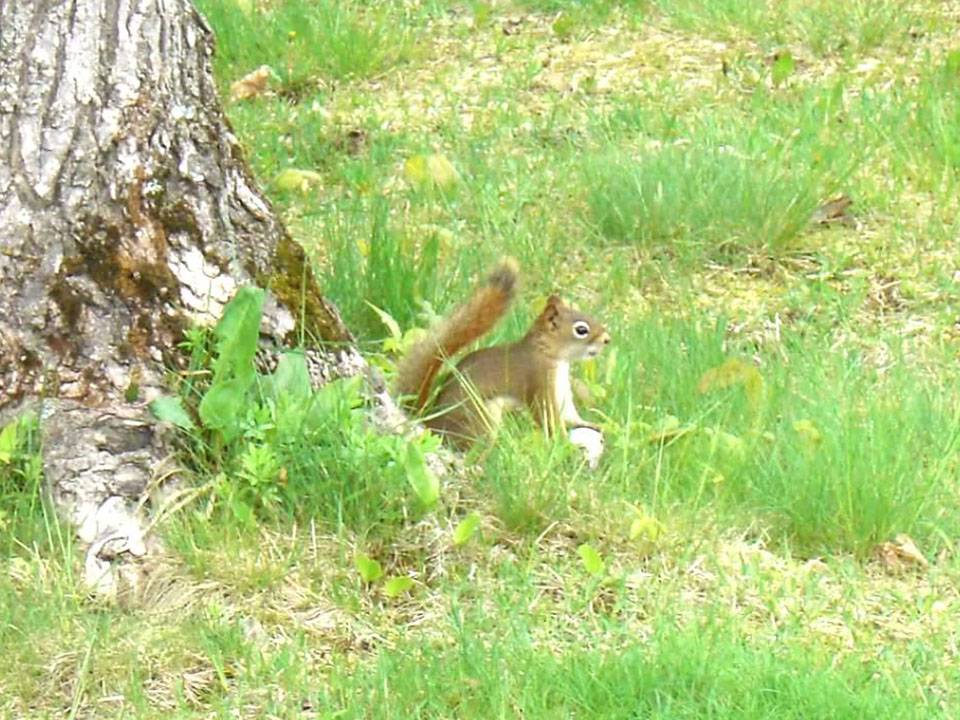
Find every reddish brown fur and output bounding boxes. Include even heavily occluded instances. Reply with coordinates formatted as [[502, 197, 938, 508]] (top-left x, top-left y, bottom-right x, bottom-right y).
[[395, 260, 518, 410]]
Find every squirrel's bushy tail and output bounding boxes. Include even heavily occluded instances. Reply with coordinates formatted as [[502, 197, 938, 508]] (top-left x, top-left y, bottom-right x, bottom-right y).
[[396, 258, 518, 411]]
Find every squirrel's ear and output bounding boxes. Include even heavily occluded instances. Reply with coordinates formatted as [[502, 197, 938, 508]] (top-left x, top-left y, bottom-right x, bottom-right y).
[[541, 295, 561, 328]]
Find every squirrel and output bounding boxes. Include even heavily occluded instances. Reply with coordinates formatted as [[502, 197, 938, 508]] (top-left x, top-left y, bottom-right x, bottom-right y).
[[395, 258, 610, 448]]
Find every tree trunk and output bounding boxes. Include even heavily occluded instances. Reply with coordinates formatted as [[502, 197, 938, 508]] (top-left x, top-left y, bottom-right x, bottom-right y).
[[0, 0, 350, 594]]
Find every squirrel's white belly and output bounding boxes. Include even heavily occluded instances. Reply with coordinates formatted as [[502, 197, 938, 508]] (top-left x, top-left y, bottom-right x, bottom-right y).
[[553, 361, 582, 425]]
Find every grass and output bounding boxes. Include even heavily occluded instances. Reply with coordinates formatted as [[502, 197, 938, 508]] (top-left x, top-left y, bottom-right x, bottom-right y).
[[596, 314, 960, 553], [196, 0, 421, 95], [5, 0, 960, 716], [657, 0, 926, 54], [315, 615, 945, 718]]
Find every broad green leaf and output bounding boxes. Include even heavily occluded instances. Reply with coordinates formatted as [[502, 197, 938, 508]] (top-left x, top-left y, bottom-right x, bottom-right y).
[[268, 353, 312, 403], [697, 358, 745, 392], [383, 576, 414, 597], [702, 465, 725, 485], [0, 421, 17, 464], [653, 415, 679, 433], [404, 442, 440, 508], [304, 375, 365, 431], [354, 553, 383, 583], [0, 415, 37, 465], [212, 287, 264, 383], [578, 543, 605, 576], [772, 51, 794, 85], [229, 497, 255, 526], [199, 378, 250, 440], [148, 395, 196, 431], [552, 12, 576, 38], [273, 168, 323, 192], [453, 512, 482, 546]]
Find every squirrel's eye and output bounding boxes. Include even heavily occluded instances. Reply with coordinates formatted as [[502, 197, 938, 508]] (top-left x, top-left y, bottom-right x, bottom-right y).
[[573, 321, 590, 338]]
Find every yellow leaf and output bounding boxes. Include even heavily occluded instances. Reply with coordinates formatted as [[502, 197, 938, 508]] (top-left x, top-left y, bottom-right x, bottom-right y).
[[655, 415, 679, 433], [273, 168, 323, 193], [697, 358, 764, 407], [404, 154, 459, 190], [229, 65, 272, 102], [426, 154, 459, 188], [875, 533, 928, 571], [0, 421, 16, 464], [792, 419, 821, 444], [403, 155, 428, 184]]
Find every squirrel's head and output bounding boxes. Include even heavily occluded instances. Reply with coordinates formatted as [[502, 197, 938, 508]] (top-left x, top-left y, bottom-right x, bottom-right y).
[[532, 294, 611, 361]]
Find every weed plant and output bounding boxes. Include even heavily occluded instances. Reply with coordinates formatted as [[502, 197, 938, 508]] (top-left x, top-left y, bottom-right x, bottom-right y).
[[151, 288, 439, 533]]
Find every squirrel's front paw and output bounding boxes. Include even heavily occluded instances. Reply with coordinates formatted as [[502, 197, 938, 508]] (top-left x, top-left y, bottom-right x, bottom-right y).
[[569, 426, 604, 468]]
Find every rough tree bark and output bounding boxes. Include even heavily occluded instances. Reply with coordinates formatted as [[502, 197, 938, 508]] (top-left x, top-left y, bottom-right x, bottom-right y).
[[0, 0, 353, 594]]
